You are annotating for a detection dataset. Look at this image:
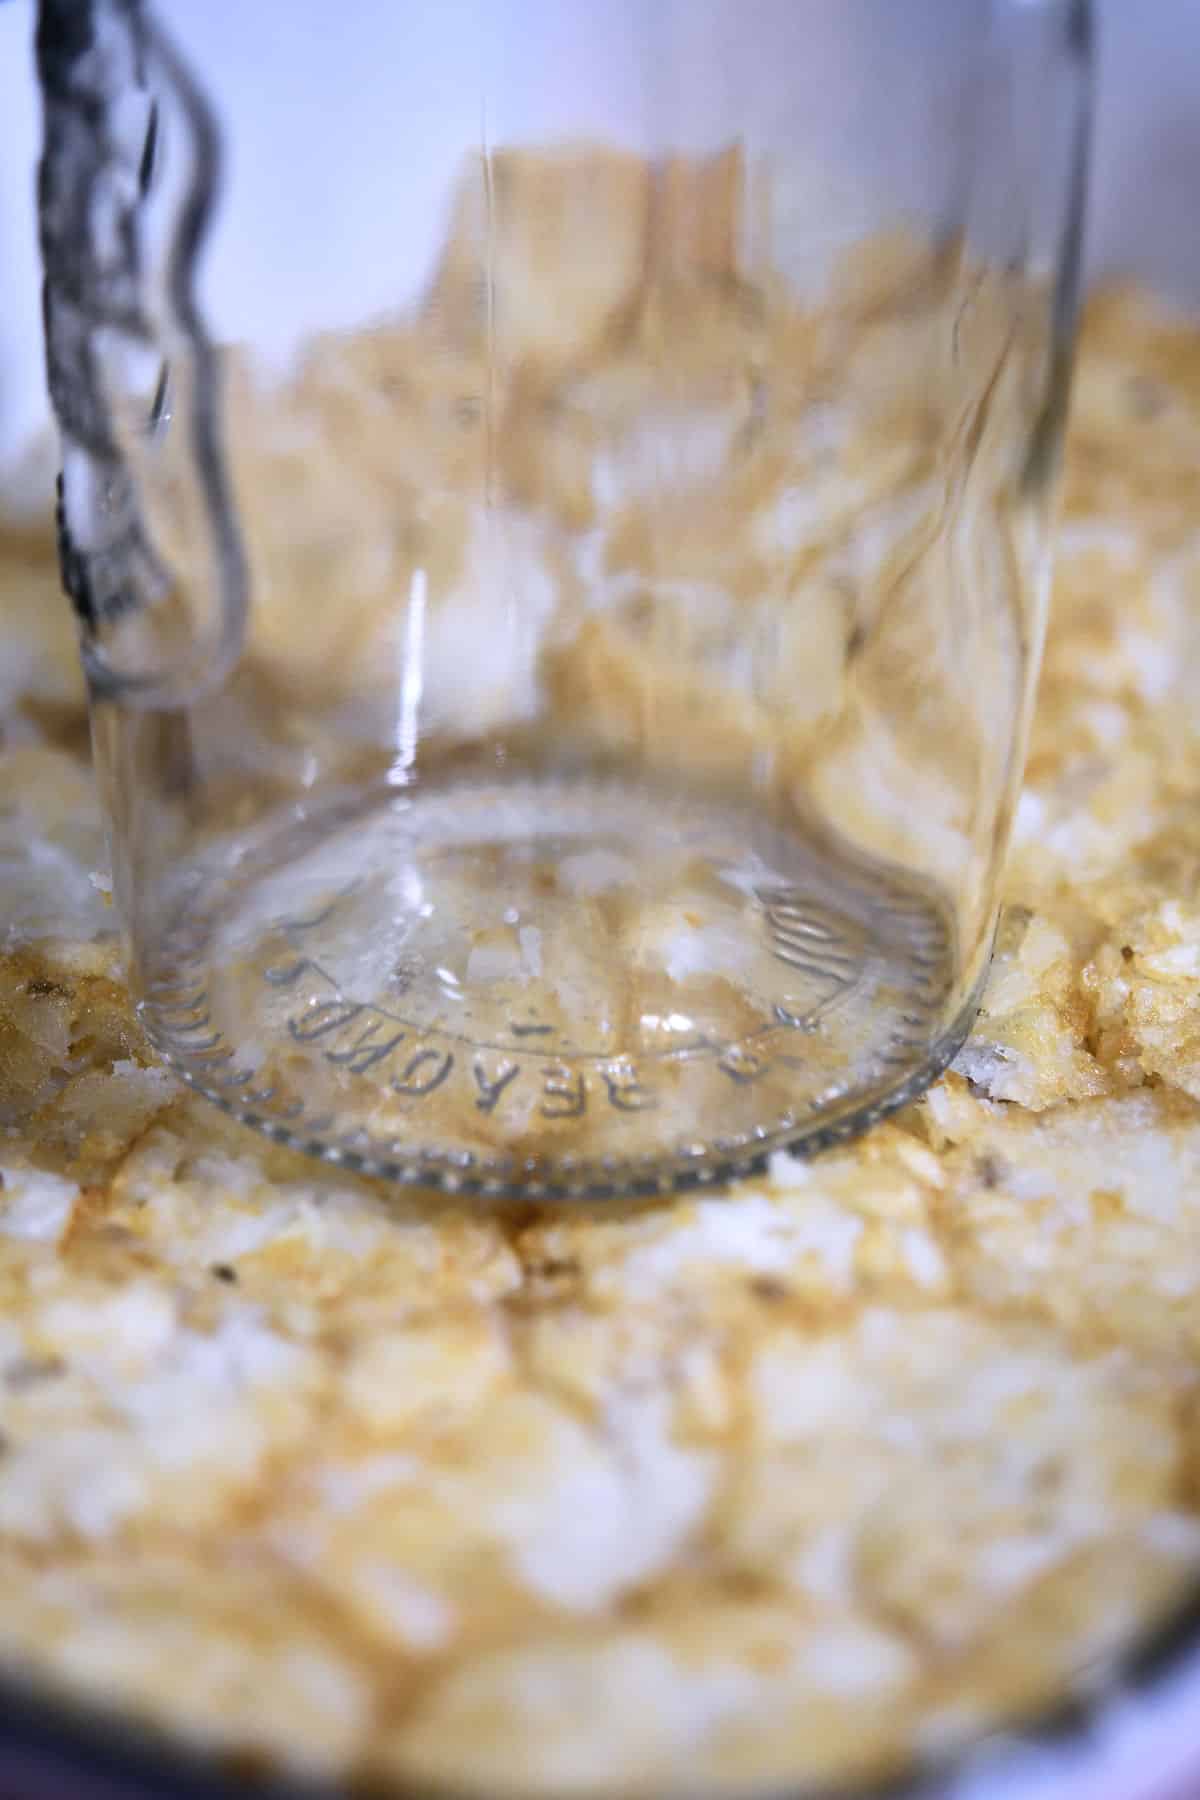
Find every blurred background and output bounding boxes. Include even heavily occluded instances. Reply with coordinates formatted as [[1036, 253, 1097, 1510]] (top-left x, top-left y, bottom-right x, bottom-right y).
[[1, 0, 1199, 484]]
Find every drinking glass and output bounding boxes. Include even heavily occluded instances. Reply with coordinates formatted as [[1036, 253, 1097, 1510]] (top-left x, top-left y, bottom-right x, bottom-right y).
[[36, 0, 1092, 1197]]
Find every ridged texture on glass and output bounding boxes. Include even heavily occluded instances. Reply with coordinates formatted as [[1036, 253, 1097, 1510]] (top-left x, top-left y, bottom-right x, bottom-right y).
[[39, 0, 245, 701]]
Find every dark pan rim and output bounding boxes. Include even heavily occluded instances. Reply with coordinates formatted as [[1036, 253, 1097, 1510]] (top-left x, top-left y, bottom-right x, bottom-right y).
[[2, 1563, 1200, 1800]]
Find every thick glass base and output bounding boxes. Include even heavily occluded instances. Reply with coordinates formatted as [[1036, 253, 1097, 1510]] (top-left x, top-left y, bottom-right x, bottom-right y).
[[140, 776, 972, 1198]]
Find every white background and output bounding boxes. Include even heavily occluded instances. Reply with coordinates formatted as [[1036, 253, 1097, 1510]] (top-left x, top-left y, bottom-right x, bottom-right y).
[[2, 0, 1200, 471]]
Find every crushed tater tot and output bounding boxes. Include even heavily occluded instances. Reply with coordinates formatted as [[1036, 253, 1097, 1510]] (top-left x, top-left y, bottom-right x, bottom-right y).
[[2, 230, 1200, 1798]]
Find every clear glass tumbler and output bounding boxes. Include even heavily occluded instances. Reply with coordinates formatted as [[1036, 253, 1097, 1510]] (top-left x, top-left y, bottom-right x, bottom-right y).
[[37, 0, 1092, 1198]]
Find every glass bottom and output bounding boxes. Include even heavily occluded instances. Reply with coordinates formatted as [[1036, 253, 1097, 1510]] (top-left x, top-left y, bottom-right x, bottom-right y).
[[139, 774, 972, 1198]]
